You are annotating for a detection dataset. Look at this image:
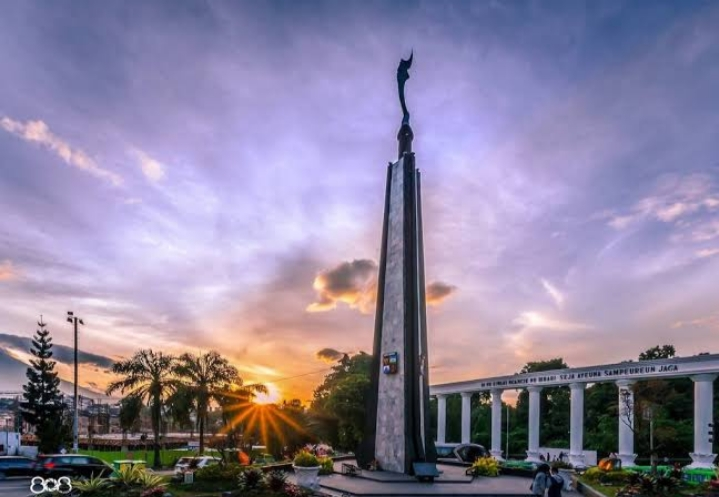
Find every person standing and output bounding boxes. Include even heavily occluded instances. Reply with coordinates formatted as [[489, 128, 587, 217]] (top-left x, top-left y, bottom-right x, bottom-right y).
[[531, 463, 551, 496]]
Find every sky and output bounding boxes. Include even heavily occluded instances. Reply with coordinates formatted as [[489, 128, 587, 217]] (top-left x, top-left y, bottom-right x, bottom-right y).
[[1, 1, 719, 403]]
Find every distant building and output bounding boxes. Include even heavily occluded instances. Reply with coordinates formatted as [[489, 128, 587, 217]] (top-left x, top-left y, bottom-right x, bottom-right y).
[[0, 431, 21, 455]]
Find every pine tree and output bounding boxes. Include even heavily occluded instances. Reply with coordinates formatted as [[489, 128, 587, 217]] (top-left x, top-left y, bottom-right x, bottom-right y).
[[21, 317, 70, 452]]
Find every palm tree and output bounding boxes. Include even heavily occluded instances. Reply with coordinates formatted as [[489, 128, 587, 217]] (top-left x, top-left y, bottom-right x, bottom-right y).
[[174, 351, 242, 454], [106, 350, 176, 468]]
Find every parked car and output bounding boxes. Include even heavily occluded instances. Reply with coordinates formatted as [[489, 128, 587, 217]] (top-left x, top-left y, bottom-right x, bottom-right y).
[[0, 456, 36, 479], [173, 456, 222, 475], [435, 443, 488, 463], [35, 454, 113, 479]]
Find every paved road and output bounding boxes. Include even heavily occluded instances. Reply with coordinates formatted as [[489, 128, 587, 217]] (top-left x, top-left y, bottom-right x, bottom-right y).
[[0, 477, 32, 497]]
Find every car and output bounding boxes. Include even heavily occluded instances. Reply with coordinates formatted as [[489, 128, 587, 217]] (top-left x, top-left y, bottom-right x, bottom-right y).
[[35, 454, 113, 479], [173, 456, 195, 475], [435, 443, 488, 463], [0, 456, 36, 479], [173, 456, 222, 475]]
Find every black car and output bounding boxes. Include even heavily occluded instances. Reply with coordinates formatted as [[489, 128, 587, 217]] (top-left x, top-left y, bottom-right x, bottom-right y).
[[435, 443, 488, 463], [36, 455, 113, 479], [0, 456, 36, 479]]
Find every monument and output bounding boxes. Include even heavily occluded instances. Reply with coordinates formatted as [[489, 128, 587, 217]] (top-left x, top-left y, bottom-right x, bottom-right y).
[[357, 53, 437, 476]]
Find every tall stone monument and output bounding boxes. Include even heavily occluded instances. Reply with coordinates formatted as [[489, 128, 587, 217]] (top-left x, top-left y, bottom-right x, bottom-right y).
[[357, 53, 437, 475]]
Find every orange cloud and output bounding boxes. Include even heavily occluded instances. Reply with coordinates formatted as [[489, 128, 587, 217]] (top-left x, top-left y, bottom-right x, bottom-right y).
[[316, 348, 346, 363], [0, 260, 20, 281], [426, 281, 458, 306], [307, 260, 458, 313], [306, 259, 377, 313]]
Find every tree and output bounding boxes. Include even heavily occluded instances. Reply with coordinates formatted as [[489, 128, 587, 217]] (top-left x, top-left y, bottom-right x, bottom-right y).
[[166, 385, 195, 435], [311, 352, 372, 450], [119, 394, 143, 446], [21, 318, 71, 453], [632, 345, 688, 472], [106, 350, 176, 468], [173, 351, 241, 454], [639, 345, 676, 361]]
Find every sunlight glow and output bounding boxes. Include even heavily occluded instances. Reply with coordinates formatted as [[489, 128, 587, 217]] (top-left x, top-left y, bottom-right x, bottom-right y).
[[253, 382, 281, 404]]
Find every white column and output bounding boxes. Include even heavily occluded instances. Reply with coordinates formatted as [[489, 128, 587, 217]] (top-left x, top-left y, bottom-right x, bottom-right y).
[[525, 386, 542, 462], [688, 374, 718, 468], [490, 389, 504, 460], [569, 383, 586, 468], [436, 394, 447, 444], [617, 380, 637, 467], [461, 392, 472, 444]]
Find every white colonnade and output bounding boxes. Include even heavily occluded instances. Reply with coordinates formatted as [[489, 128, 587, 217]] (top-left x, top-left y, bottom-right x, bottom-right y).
[[431, 354, 719, 468]]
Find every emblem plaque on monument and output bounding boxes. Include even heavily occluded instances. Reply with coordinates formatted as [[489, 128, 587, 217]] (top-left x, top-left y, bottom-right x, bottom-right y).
[[356, 53, 437, 476]]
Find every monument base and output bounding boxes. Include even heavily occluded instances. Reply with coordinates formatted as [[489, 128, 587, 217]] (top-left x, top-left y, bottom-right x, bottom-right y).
[[317, 461, 541, 496]]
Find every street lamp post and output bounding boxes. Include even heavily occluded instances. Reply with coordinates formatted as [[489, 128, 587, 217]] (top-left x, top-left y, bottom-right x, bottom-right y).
[[505, 403, 510, 459], [643, 405, 655, 474], [67, 311, 84, 453]]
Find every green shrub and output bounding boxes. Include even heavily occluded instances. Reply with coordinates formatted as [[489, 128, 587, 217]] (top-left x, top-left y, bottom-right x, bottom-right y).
[[72, 474, 109, 495], [195, 462, 244, 482], [318, 456, 334, 475], [583, 467, 604, 482], [617, 473, 682, 496], [470, 457, 500, 477], [265, 470, 288, 491], [293, 450, 319, 467], [238, 467, 264, 491], [600, 470, 631, 485]]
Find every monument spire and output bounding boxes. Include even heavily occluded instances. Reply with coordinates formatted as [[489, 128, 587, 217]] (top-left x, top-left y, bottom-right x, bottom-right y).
[[358, 53, 436, 477], [397, 51, 414, 158]]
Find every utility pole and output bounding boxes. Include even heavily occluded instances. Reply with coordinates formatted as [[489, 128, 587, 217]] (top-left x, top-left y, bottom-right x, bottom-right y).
[[67, 311, 84, 453]]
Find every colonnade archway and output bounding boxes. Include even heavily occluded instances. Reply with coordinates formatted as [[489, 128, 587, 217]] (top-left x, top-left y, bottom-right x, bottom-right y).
[[430, 353, 719, 468]]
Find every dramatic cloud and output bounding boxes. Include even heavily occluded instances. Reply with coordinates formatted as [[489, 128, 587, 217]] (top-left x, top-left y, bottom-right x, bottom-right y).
[[512, 312, 591, 332], [696, 248, 719, 258], [426, 281, 457, 306], [307, 259, 378, 313], [1, 117, 122, 186], [131, 149, 165, 182], [316, 348, 346, 363], [672, 314, 719, 330], [0, 333, 115, 369], [308, 260, 457, 312], [541, 279, 564, 308], [606, 174, 719, 230], [0, 260, 20, 281]]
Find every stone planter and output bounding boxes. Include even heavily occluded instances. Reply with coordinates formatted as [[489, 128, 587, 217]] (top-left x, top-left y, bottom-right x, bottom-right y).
[[293, 465, 320, 489]]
